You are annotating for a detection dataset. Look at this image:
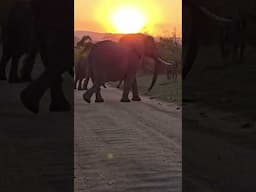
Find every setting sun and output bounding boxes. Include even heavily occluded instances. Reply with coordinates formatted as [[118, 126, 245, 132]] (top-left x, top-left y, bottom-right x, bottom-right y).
[[75, 0, 181, 37], [111, 7, 146, 33]]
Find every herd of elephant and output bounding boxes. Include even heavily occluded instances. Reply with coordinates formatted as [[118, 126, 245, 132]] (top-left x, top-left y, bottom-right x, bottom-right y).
[[1, 0, 253, 113], [0, 1, 174, 110], [74, 33, 174, 103], [74, 36, 177, 91]]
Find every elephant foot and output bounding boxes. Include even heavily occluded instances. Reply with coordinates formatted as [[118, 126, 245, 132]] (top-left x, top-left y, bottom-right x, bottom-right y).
[[120, 98, 131, 102], [20, 88, 40, 114], [95, 98, 104, 103], [132, 97, 141, 101], [49, 101, 71, 112], [83, 93, 91, 103]]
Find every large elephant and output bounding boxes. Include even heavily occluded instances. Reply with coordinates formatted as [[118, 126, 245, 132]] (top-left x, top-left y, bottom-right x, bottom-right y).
[[183, 0, 245, 79], [20, 0, 73, 113], [83, 33, 172, 103], [0, 1, 37, 82]]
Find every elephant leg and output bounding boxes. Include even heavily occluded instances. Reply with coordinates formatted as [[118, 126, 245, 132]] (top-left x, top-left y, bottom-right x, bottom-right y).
[[20, 69, 66, 113], [83, 77, 89, 90], [132, 78, 141, 101], [117, 80, 122, 88], [95, 86, 104, 102], [9, 54, 21, 83], [20, 20, 72, 113], [121, 76, 135, 102], [49, 75, 70, 112], [83, 82, 101, 103], [0, 51, 11, 80], [78, 79, 83, 90], [20, 51, 37, 82]]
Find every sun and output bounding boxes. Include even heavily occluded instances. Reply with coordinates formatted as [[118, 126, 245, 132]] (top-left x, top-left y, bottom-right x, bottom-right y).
[[111, 7, 146, 33]]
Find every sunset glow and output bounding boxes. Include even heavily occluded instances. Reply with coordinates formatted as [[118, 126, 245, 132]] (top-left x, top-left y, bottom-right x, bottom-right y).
[[75, 0, 181, 37], [111, 7, 146, 33]]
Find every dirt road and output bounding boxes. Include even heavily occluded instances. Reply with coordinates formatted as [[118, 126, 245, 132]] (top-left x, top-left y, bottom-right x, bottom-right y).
[[75, 85, 182, 192]]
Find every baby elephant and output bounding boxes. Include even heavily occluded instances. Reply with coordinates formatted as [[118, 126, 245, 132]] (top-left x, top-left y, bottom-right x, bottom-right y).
[[74, 54, 89, 90], [74, 54, 107, 90]]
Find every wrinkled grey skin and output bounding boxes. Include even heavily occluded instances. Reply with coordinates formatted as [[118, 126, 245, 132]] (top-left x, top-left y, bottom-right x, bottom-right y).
[[83, 33, 168, 103], [0, 1, 37, 82]]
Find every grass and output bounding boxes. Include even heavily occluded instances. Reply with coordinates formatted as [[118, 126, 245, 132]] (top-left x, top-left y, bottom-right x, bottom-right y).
[[137, 74, 181, 105]]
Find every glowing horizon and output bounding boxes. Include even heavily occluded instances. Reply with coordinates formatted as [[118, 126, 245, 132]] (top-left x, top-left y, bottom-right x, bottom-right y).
[[111, 6, 146, 33], [75, 0, 181, 37]]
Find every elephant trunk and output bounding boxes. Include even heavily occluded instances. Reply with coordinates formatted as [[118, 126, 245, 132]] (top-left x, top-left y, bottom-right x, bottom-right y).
[[147, 58, 159, 92], [147, 57, 174, 92]]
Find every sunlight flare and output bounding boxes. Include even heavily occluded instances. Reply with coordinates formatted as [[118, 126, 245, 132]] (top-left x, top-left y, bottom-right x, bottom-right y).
[[111, 7, 146, 33]]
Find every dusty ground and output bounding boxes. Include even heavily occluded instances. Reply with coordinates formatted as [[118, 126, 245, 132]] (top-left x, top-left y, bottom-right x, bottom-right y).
[[75, 85, 182, 192], [182, 45, 256, 192]]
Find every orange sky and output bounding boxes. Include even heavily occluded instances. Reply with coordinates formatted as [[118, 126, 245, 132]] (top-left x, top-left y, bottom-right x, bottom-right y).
[[75, 0, 181, 37]]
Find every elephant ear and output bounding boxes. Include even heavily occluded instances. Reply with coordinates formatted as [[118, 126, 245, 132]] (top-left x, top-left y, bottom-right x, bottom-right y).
[[120, 34, 145, 58], [130, 37, 145, 58]]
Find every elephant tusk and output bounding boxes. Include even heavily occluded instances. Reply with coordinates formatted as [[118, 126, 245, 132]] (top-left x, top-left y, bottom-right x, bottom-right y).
[[158, 57, 175, 66], [199, 6, 233, 23]]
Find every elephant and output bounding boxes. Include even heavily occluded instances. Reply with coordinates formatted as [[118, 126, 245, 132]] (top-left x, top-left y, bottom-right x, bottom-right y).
[[76, 35, 92, 49], [74, 46, 107, 90], [0, 1, 37, 82], [83, 33, 173, 103], [20, 0, 73, 113], [74, 54, 89, 90], [183, 0, 245, 79]]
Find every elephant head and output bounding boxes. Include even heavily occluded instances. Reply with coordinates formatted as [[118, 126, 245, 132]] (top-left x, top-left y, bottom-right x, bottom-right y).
[[119, 33, 173, 91]]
